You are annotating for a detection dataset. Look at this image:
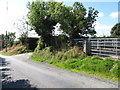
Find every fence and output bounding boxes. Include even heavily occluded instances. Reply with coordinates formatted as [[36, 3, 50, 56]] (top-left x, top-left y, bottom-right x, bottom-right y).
[[90, 38, 120, 60], [73, 38, 120, 60]]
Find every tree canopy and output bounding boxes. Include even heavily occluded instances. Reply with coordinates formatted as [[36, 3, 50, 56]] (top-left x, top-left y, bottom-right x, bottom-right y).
[[110, 23, 120, 37], [27, 0, 98, 46]]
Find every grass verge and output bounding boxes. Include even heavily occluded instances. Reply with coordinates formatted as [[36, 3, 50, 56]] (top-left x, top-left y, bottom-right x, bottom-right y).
[[47, 56, 120, 82], [30, 47, 53, 62], [30, 46, 120, 82], [0, 53, 14, 56]]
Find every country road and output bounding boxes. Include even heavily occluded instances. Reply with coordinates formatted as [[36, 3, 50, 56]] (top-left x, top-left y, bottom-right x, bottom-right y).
[[0, 53, 119, 89]]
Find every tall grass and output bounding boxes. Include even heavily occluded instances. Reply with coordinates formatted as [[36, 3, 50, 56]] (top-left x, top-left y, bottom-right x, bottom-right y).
[[48, 56, 120, 81], [0, 44, 31, 56], [31, 43, 120, 81], [52, 46, 86, 61], [31, 47, 53, 62]]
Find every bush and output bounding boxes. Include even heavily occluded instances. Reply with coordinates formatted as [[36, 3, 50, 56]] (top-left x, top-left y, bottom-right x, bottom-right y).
[[52, 46, 85, 61], [31, 46, 53, 62], [3, 32, 16, 47]]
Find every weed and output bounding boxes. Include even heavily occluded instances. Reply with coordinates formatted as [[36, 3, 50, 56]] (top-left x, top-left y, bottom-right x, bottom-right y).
[[31, 47, 53, 62]]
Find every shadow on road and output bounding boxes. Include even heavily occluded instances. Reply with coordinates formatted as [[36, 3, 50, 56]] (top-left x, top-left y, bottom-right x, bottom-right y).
[[0, 57, 38, 89], [2, 79, 38, 89], [0, 57, 10, 67]]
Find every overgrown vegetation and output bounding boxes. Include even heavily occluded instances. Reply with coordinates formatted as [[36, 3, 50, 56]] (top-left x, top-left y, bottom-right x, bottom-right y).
[[2, 32, 16, 48], [30, 40, 53, 62], [47, 56, 120, 81], [30, 40, 120, 81], [31, 47, 53, 62], [52, 46, 85, 61], [0, 44, 32, 56]]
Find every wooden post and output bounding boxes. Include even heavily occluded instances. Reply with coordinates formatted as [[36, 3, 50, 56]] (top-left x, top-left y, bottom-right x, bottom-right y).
[[83, 38, 91, 55], [84, 40, 87, 54]]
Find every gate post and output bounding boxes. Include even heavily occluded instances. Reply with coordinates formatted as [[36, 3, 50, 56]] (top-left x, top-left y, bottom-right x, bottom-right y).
[[83, 37, 91, 55], [83, 40, 87, 54]]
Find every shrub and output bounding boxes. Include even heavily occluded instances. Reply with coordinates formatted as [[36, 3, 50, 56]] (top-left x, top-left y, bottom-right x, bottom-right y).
[[33, 39, 43, 54], [52, 51, 64, 61], [31, 46, 53, 62], [52, 46, 85, 61]]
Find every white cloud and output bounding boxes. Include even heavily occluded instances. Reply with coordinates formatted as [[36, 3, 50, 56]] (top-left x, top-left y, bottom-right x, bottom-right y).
[[98, 12, 104, 17], [94, 22, 113, 36], [110, 12, 120, 18]]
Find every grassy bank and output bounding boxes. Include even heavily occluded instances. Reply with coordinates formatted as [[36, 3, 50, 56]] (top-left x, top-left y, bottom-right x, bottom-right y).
[[30, 46, 120, 82], [30, 47, 53, 62], [47, 56, 120, 81], [0, 44, 32, 56]]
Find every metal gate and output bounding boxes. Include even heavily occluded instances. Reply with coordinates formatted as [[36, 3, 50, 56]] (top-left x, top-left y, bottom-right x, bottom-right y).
[[73, 38, 120, 60], [90, 38, 120, 60]]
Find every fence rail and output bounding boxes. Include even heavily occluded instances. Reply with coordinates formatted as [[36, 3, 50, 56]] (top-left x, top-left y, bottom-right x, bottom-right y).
[[73, 38, 120, 60], [90, 38, 120, 59]]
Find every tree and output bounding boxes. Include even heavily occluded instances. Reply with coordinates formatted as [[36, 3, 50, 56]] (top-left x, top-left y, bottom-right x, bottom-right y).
[[110, 23, 120, 37], [27, 0, 98, 47], [4, 32, 16, 47], [58, 2, 98, 39], [27, 1, 63, 46]]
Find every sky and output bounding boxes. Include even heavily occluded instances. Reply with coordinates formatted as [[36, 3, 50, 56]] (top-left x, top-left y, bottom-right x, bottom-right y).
[[0, 0, 119, 38]]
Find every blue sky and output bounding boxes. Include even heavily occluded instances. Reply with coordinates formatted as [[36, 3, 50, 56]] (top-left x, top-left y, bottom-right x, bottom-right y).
[[83, 2, 118, 24], [64, 2, 118, 36], [0, 0, 119, 37]]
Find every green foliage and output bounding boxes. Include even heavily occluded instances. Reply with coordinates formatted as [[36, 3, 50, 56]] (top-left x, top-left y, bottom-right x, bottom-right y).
[[52, 46, 85, 61], [27, 0, 98, 47], [27, 0, 60, 46], [34, 39, 43, 54], [110, 63, 119, 77], [4, 32, 16, 47], [48, 55, 120, 81], [110, 23, 120, 37], [52, 51, 64, 61], [59, 3, 98, 38], [18, 32, 28, 45], [55, 35, 69, 49], [31, 46, 53, 62], [31, 57, 46, 62], [64, 59, 79, 69]]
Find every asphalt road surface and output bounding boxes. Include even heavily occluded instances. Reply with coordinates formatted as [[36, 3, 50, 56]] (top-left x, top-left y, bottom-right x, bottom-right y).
[[0, 53, 118, 89]]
